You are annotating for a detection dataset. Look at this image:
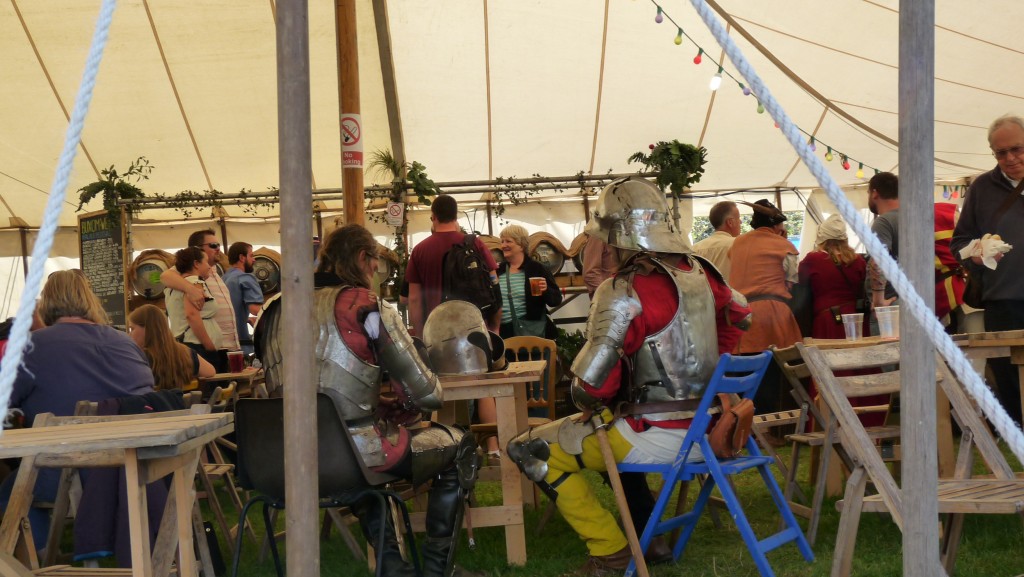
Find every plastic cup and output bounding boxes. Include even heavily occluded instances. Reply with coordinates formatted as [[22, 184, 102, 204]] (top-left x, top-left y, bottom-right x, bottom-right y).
[[876, 306, 900, 338], [529, 277, 544, 296], [842, 313, 864, 341], [227, 351, 245, 373]]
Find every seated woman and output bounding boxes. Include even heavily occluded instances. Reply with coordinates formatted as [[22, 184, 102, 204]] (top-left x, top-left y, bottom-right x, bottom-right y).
[[129, 304, 215, 390], [164, 247, 225, 372], [496, 224, 563, 339], [3, 270, 155, 552]]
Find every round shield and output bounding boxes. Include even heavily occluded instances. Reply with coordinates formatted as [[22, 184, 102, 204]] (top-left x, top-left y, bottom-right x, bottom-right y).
[[252, 255, 281, 294], [531, 241, 564, 275]]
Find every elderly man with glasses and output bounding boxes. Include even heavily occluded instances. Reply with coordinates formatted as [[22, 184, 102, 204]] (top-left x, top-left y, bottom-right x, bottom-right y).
[[160, 228, 240, 372], [951, 114, 1024, 426]]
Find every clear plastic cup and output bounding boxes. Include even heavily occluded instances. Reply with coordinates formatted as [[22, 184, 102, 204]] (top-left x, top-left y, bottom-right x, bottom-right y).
[[529, 277, 544, 296], [842, 313, 864, 341], [875, 306, 899, 338]]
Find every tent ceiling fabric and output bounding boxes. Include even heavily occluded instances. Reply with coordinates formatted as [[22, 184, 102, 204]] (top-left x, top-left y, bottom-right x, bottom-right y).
[[0, 0, 1015, 242]]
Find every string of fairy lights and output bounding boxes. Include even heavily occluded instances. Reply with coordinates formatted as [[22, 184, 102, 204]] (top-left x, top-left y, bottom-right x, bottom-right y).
[[649, 0, 882, 179], [941, 185, 966, 199]]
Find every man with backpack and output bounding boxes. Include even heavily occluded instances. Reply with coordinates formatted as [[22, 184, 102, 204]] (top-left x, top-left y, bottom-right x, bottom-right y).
[[406, 194, 503, 458], [405, 195, 501, 338]]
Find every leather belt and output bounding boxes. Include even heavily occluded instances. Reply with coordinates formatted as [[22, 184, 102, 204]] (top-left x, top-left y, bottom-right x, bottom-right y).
[[747, 294, 789, 304], [616, 398, 702, 417]]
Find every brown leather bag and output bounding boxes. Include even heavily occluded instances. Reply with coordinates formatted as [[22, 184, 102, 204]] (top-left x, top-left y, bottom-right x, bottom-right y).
[[708, 393, 755, 459]]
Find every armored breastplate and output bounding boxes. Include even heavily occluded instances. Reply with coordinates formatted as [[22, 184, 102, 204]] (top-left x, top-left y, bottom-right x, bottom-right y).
[[631, 256, 718, 403], [314, 286, 383, 421]]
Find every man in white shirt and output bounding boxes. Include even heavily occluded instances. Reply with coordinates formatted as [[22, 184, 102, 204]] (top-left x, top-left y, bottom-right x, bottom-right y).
[[692, 200, 741, 280]]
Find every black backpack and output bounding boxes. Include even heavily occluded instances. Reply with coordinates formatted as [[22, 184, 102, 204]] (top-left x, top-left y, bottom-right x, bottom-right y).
[[441, 234, 500, 314]]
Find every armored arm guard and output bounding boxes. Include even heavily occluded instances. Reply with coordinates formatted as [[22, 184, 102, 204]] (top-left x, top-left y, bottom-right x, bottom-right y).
[[569, 278, 642, 408], [375, 299, 443, 411]]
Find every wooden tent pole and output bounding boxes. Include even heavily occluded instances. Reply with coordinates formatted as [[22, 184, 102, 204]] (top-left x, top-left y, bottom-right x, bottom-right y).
[[899, 1, 939, 576], [371, 0, 406, 170], [486, 199, 493, 236], [17, 228, 28, 279], [337, 0, 363, 224], [277, 1, 318, 576]]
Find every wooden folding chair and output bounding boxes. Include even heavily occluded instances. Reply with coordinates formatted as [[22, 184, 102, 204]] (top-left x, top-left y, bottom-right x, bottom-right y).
[[798, 340, 1024, 576], [770, 343, 899, 546]]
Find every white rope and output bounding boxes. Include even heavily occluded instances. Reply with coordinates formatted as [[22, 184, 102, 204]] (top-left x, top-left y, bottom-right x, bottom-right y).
[[0, 0, 119, 433], [684, 0, 1024, 463]]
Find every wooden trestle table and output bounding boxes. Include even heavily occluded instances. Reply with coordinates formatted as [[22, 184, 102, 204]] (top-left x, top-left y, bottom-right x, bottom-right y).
[[0, 412, 233, 577]]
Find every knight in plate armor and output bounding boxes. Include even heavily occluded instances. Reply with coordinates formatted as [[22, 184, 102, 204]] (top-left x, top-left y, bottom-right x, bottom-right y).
[[507, 176, 752, 577], [256, 224, 480, 577]]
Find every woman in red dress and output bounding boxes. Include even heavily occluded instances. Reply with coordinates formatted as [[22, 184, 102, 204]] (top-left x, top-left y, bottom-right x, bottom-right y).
[[798, 214, 868, 340], [798, 214, 886, 426]]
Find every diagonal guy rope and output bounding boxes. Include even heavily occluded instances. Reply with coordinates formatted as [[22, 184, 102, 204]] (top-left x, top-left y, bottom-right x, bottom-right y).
[[683, 0, 1024, 464], [0, 0, 119, 433]]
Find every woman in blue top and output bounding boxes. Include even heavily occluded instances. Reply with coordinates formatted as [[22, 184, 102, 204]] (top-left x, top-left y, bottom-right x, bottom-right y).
[[495, 225, 563, 339], [5, 269, 155, 548]]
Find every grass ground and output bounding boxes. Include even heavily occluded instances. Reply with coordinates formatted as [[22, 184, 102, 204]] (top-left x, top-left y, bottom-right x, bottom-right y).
[[219, 442, 1024, 577]]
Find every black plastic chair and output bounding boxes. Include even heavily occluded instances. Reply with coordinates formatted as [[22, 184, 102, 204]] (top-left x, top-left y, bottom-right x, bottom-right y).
[[230, 394, 419, 577]]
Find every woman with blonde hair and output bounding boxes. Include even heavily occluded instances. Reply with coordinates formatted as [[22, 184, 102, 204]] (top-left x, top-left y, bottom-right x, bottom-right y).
[[495, 224, 562, 339], [6, 270, 155, 548], [129, 304, 215, 390], [798, 214, 886, 426], [797, 214, 868, 339]]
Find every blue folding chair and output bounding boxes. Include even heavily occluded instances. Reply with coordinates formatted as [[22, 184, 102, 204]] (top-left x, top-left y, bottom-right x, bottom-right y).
[[618, 351, 814, 577]]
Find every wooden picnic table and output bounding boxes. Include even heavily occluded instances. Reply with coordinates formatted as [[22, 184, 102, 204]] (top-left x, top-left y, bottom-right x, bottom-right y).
[[0, 412, 233, 577]]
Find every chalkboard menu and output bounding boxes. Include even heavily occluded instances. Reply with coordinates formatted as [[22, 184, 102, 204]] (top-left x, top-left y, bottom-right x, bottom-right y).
[[78, 210, 128, 330]]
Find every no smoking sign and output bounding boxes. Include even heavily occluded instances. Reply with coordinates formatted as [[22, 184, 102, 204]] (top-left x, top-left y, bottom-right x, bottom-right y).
[[385, 201, 405, 226], [341, 113, 363, 168]]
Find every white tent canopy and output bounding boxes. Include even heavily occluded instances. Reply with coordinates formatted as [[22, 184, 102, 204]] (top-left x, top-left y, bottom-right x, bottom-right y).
[[0, 0, 1016, 258]]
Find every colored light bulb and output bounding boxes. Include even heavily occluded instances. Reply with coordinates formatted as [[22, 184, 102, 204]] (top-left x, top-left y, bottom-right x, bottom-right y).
[[841, 156, 850, 170], [655, 7, 664, 23], [709, 67, 723, 91], [741, 84, 751, 96], [825, 147, 834, 162], [809, 137, 816, 151], [856, 163, 865, 178], [674, 28, 683, 45], [756, 101, 764, 114], [693, 48, 703, 65]]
